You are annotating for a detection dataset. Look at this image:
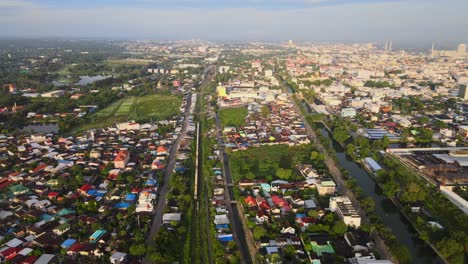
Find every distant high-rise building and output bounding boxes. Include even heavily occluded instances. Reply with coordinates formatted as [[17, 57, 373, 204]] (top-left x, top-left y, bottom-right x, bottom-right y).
[[288, 40, 294, 46], [457, 43, 467, 54], [459, 84, 468, 101], [384, 41, 392, 52]]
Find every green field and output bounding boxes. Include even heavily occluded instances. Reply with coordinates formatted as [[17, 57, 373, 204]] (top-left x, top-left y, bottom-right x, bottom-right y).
[[105, 59, 155, 65], [219, 107, 248, 128], [228, 144, 317, 182], [78, 94, 182, 131]]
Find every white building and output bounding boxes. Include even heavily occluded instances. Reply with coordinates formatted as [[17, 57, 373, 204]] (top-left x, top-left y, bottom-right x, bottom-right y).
[[341, 108, 357, 118], [42, 90, 65, 98], [329, 196, 361, 227]]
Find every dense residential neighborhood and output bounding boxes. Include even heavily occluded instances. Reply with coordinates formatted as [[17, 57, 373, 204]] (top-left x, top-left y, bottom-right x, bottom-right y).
[[0, 38, 467, 264]]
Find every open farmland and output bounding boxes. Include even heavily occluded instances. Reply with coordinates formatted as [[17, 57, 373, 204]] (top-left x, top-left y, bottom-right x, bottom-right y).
[[78, 94, 182, 131]]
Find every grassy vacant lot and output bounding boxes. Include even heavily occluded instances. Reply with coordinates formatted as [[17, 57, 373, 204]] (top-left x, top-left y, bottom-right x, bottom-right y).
[[219, 107, 248, 128], [228, 144, 320, 183], [78, 94, 182, 131]]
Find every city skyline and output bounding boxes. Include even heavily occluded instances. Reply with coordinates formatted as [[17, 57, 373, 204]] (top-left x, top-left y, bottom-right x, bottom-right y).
[[0, 0, 467, 45]]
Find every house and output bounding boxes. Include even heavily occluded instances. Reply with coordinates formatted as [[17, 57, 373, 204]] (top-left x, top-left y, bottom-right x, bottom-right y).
[[89, 149, 101, 159], [110, 251, 127, 264], [280, 226, 296, 234], [78, 184, 93, 195], [214, 214, 230, 225], [0, 247, 20, 260], [33, 254, 56, 264], [61, 239, 77, 249], [53, 223, 70, 235], [344, 231, 370, 252], [218, 234, 233, 243], [89, 230, 107, 244], [311, 240, 335, 257], [256, 210, 269, 224], [5, 238, 23, 248], [156, 146, 168, 156], [67, 243, 84, 256], [22, 255, 39, 264], [316, 180, 336, 196], [10, 184, 29, 196], [244, 196, 257, 207], [114, 150, 129, 169], [162, 213, 182, 224]]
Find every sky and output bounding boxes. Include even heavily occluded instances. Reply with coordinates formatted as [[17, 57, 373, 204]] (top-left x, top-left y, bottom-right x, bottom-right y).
[[0, 0, 467, 46]]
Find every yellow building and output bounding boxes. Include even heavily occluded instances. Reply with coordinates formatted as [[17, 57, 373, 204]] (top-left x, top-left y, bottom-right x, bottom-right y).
[[217, 86, 227, 97]]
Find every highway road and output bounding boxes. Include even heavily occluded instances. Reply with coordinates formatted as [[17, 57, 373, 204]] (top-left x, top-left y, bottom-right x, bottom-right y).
[[142, 91, 193, 264], [214, 113, 253, 264]]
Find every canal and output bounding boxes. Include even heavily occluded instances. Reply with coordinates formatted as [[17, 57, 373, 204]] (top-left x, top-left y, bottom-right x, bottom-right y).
[[288, 79, 441, 263], [316, 122, 440, 263]]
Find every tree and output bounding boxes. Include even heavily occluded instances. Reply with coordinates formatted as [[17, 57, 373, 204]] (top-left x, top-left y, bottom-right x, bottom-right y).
[[381, 135, 390, 149], [382, 179, 400, 197], [252, 226, 267, 240], [332, 220, 348, 236], [307, 210, 319, 218], [245, 172, 256, 180], [275, 168, 292, 181], [360, 197, 375, 212], [283, 245, 296, 260], [266, 254, 282, 264], [418, 116, 429, 125], [390, 243, 412, 264], [129, 243, 146, 256], [310, 151, 319, 160], [261, 106, 271, 117], [436, 238, 464, 259], [400, 182, 427, 203], [333, 127, 349, 144], [126, 174, 135, 184], [227, 240, 237, 251], [434, 120, 448, 129]]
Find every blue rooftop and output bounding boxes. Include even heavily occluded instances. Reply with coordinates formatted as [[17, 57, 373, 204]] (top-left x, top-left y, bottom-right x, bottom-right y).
[[125, 194, 136, 201], [146, 179, 157, 186], [57, 208, 75, 216], [41, 214, 54, 221], [218, 234, 233, 242], [89, 230, 107, 243], [114, 202, 130, 209], [61, 239, 76, 248]]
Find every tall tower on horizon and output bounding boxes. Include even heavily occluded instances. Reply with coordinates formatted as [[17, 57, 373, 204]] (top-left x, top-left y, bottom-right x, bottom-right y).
[[459, 84, 468, 101], [384, 41, 392, 52], [431, 41, 435, 56], [457, 43, 466, 54]]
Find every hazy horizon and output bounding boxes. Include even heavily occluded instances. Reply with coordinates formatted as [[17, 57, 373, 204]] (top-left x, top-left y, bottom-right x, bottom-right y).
[[1, 0, 467, 46]]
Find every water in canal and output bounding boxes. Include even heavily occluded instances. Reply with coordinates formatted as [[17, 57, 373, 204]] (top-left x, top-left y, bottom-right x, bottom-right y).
[[316, 123, 440, 263]]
